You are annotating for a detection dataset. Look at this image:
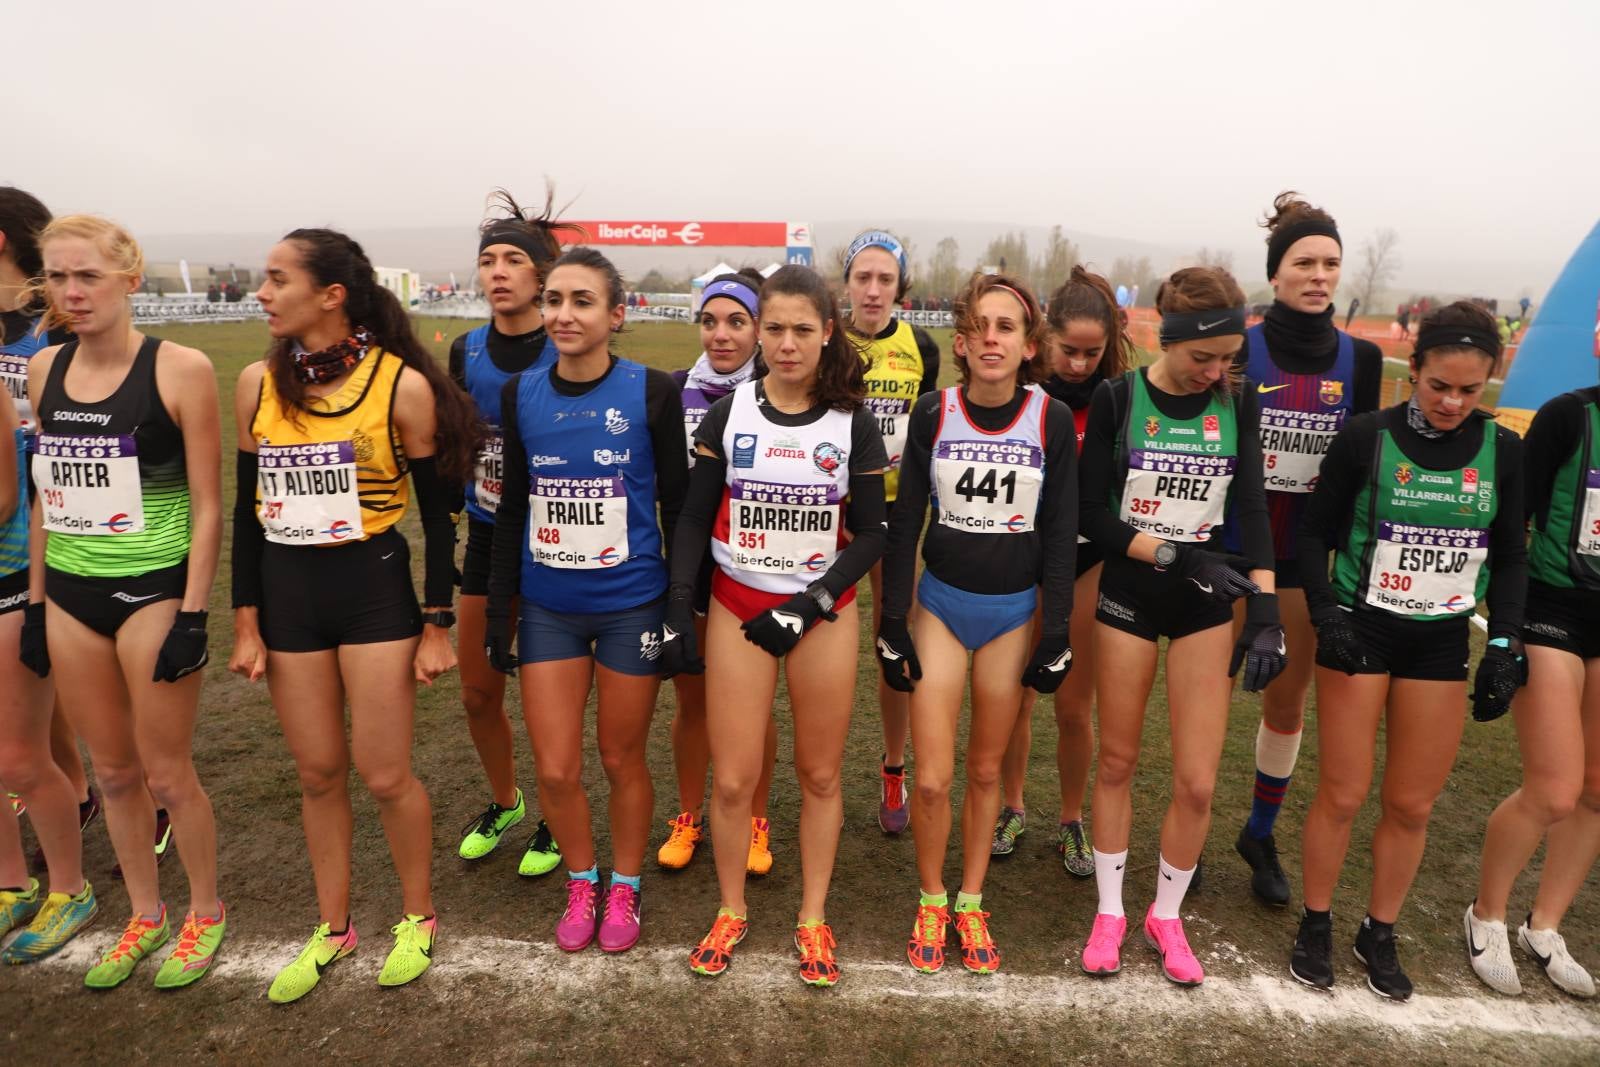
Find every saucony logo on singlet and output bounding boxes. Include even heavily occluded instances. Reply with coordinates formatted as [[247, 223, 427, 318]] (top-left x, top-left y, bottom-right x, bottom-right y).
[[1257, 383, 1293, 394], [53, 410, 113, 425], [111, 592, 162, 604]]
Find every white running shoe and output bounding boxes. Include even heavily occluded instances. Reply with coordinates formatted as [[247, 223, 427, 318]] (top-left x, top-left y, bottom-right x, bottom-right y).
[[1464, 903, 1521, 995], [1517, 920, 1597, 998]]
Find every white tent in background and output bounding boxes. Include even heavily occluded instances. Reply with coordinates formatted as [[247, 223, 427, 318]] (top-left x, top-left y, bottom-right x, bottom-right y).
[[689, 261, 737, 313]]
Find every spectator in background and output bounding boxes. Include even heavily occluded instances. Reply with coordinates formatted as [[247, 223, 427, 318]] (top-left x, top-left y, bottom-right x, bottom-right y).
[[1397, 303, 1412, 339], [1344, 296, 1360, 330]]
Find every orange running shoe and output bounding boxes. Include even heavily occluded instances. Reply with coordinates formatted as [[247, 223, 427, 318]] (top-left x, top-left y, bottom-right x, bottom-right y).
[[656, 812, 702, 870], [746, 817, 773, 876], [907, 902, 949, 973], [795, 920, 840, 987], [954, 908, 1001, 974], [689, 909, 748, 977]]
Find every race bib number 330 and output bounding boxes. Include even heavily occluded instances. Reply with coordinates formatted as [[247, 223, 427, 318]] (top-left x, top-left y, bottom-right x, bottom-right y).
[[34, 433, 144, 535], [1364, 521, 1488, 615]]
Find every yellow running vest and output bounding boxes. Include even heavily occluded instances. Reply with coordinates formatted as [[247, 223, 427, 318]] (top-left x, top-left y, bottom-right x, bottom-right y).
[[250, 348, 409, 543], [857, 319, 924, 500]]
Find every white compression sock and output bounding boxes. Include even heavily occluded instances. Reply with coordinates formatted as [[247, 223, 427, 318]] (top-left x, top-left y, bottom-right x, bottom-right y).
[[1094, 849, 1128, 918], [1152, 854, 1196, 920]]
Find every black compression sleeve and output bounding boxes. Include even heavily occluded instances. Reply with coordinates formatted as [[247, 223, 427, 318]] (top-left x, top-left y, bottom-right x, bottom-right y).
[[488, 379, 530, 615], [914, 327, 942, 396], [1231, 388, 1274, 570], [408, 456, 457, 608], [646, 369, 689, 561], [881, 396, 936, 620], [1077, 380, 1137, 557], [1297, 416, 1377, 618], [1038, 401, 1079, 634], [822, 471, 887, 600], [1351, 339, 1385, 415], [448, 335, 467, 391], [669, 455, 724, 592], [230, 450, 265, 609], [1485, 427, 1528, 638]]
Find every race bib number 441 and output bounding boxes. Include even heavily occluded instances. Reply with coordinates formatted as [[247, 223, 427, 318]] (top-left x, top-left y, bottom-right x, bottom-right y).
[[932, 439, 1042, 533], [1364, 521, 1488, 615], [531, 475, 629, 569], [727, 479, 839, 576], [258, 441, 364, 544], [34, 433, 144, 535]]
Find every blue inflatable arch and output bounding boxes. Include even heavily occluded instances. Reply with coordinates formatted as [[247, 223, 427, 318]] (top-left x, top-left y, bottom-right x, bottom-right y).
[[1497, 219, 1600, 435]]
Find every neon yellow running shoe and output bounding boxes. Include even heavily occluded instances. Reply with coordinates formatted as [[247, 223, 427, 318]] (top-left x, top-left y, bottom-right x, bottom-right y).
[[378, 914, 436, 988], [85, 906, 170, 989], [153, 903, 227, 990], [517, 819, 562, 878], [4, 882, 97, 963], [458, 789, 526, 860], [268, 921, 359, 1005], [1, 878, 41, 937]]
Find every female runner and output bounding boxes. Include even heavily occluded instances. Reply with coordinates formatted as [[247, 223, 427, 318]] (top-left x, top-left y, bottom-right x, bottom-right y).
[[449, 190, 566, 876], [1466, 378, 1600, 998], [656, 269, 780, 876], [1292, 300, 1526, 1001], [843, 231, 940, 833], [231, 228, 476, 1002], [994, 266, 1134, 877], [485, 248, 687, 954], [26, 215, 224, 990], [1228, 193, 1384, 908], [876, 273, 1077, 974], [1076, 267, 1285, 986], [661, 264, 887, 986]]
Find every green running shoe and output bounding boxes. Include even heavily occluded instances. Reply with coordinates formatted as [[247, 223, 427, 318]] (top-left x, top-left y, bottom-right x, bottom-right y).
[[153, 903, 226, 990], [458, 789, 526, 860], [268, 921, 359, 1005], [991, 807, 1026, 858], [4, 881, 97, 963], [1059, 820, 1095, 878], [517, 819, 562, 878], [1, 878, 41, 938], [378, 914, 436, 987], [85, 906, 170, 989]]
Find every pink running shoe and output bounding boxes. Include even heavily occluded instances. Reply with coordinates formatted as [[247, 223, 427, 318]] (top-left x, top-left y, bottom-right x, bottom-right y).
[[555, 878, 599, 952], [1143, 904, 1204, 985], [1082, 912, 1127, 976], [598, 883, 642, 953]]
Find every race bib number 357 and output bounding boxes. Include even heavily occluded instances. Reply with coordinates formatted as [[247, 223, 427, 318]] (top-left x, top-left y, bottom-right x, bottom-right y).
[[34, 433, 144, 535], [1119, 449, 1233, 542]]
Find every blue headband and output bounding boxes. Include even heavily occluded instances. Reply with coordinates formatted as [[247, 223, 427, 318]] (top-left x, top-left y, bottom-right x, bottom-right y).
[[701, 277, 759, 318], [845, 230, 908, 278]]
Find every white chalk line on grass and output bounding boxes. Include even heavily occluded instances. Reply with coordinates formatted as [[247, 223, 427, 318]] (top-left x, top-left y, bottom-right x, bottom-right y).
[[23, 930, 1600, 1045]]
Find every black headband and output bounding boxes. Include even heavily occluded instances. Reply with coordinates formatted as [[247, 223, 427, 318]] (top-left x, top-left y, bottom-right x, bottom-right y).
[[479, 222, 555, 266], [1159, 306, 1249, 345], [1266, 218, 1341, 281], [1415, 324, 1502, 361]]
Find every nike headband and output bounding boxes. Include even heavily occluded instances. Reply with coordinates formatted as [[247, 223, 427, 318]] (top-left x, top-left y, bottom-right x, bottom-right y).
[[1266, 218, 1341, 281], [479, 222, 556, 266], [700, 276, 760, 319], [1159, 306, 1249, 345], [844, 230, 908, 279], [1414, 323, 1502, 360]]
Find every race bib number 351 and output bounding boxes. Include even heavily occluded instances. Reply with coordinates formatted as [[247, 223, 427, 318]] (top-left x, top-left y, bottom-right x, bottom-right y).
[[727, 479, 839, 576], [257, 441, 364, 544], [34, 433, 144, 535]]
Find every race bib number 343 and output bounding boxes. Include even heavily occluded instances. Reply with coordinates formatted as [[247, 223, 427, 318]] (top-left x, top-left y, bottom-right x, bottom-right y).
[[34, 433, 144, 535]]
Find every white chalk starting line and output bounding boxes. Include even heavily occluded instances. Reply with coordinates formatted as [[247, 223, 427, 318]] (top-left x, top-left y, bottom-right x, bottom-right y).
[[22, 928, 1600, 1046]]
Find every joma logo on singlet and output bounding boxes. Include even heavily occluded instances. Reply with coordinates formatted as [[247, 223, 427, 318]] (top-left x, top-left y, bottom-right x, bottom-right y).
[[53, 410, 112, 426]]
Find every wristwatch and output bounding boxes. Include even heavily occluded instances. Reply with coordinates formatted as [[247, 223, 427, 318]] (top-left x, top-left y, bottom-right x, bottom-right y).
[[1153, 541, 1178, 569], [422, 609, 457, 629], [804, 583, 836, 616]]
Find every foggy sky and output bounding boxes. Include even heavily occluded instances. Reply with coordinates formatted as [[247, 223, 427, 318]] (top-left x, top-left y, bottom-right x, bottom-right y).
[[9, 0, 1598, 299]]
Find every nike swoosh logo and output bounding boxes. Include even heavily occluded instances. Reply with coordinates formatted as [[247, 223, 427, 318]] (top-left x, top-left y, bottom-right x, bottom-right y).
[[663, 624, 679, 642], [774, 610, 803, 636], [1044, 649, 1072, 672], [1257, 383, 1293, 394], [1197, 319, 1229, 331], [1161, 871, 1173, 881], [381, 552, 396, 560], [1115, 863, 1125, 871], [1527, 943, 1552, 969], [1277, 638, 1287, 655], [1467, 925, 1485, 957], [1191, 580, 1213, 594]]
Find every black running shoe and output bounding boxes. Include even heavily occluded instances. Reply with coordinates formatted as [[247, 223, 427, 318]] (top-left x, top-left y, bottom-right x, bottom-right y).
[[1354, 918, 1413, 1001], [1290, 912, 1334, 989], [112, 808, 172, 881], [1235, 827, 1290, 907]]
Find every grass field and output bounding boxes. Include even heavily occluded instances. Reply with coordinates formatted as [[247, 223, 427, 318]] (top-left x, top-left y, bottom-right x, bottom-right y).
[[2, 316, 1590, 1065]]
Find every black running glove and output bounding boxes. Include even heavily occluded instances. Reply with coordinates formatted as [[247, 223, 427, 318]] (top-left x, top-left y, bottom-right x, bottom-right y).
[[1230, 594, 1287, 693], [484, 596, 517, 675], [1021, 629, 1074, 693], [1169, 543, 1260, 603], [875, 616, 921, 693], [1312, 608, 1369, 675], [152, 610, 210, 683], [741, 590, 834, 658], [19, 603, 49, 678], [658, 586, 704, 679], [1471, 636, 1528, 723]]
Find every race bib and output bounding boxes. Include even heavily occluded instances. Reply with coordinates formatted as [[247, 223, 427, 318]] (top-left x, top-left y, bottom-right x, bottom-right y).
[[865, 396, 909, 469], [932, 439, 1043, 533], [530, 474, 629, 569], [33, 433, 144, 535], [726, 478, 838, 576], [1259, 409, 1340, 493], [1363, 521, 1488, 615], [472, 431, 503, 513], [1, 354, 31, 433], [257, 441, 364, 545], [1579, 467, 1600, 558], [1119, 449, 1233, 542]]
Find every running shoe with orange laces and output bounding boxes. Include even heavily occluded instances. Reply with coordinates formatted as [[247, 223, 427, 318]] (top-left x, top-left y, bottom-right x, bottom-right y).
[[85, 906, 170, 989], [795, 920, 840, 986], [656, 812, 702, 869], [689, 908, 748, 977], [153, 903, 227, 989], [747, 817, 773, 876], [907, 901, 949, 973], [954, 908, 1001, 974], [878, 762, 909, 835]]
